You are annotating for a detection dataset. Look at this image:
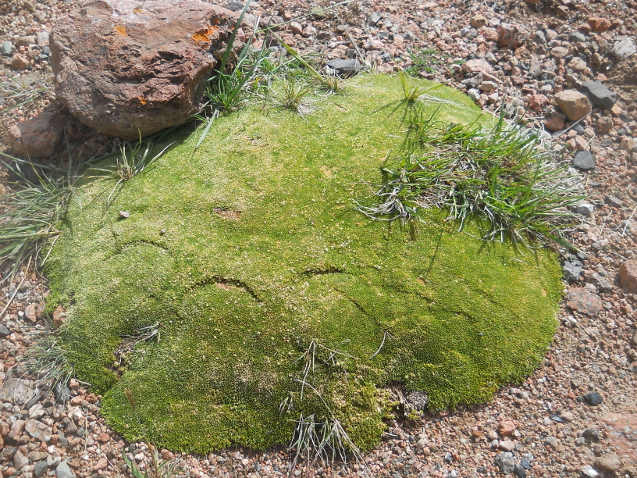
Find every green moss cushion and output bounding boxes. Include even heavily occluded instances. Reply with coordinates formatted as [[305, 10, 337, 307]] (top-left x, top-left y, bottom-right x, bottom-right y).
[[45, 74, 562, 453]]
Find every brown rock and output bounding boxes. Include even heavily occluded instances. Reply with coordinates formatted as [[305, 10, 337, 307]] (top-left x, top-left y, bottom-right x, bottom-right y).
[[471, 15, 487, 28], [595, 453, 623, 472], [24, 303, 37, 323], [588, 17, 612, 33], [92, 457, 108, 471], [528, 94, 549, 112], [10, 54, 29, 70], [498, 420, 516, 436], [461, 58, 493, 74], [497, 23, 528, 49], [566, 288, 603, 316], [554, 90, 592, 121], [53, 304, 66, 328], [97, 432, 110, 443], [51, 0, 240, 139], [8, 110, 67, 159], [8, 420, 25, 442], [545, 113, 565, 132], [595, 116, 613, 134], [619, 260, 637, 293], [289, 21, 303, 35]]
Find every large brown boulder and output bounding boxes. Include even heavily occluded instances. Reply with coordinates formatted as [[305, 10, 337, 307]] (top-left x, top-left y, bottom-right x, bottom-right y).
[[51, 0, 238, 139]]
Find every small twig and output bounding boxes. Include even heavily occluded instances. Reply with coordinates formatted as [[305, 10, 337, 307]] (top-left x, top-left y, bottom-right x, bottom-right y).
[[0, 256, 32, 318]]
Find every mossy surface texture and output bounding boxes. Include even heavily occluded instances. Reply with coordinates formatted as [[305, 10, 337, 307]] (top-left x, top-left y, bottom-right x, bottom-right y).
[[45, 75, 562, 453]]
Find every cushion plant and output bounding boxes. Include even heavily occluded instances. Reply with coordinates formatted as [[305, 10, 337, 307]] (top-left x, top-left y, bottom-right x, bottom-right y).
[[44, 74, 562, 454]]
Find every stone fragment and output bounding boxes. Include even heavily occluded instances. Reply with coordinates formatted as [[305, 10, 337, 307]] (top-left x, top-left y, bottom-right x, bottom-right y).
[[462, 58, 493, 74], [471, 15, 487, 28], [579, 392, 603, 405], [51, 0, 239, 139], [545, 114, 565, 132], [554, 90, 591, 121], [24, 303, 37, 322], [594, 454, 623, 472], [582, 81, 617, 110], [582, 428, 601, 443], [587, 17, 611, 33], [10, 53, 29, 70], [8, 420, 26, 441], [0, 378, 35, 406], [8, 110, 68, 159], [56, 460, 75, 478], [13, 450, 29, 471], [495, 452, 516, 474], [1, 40, 12, 56], [570, 202, 595, 216], [499, 439, 516, 451], [619, 260, 637, 293], [97, 432, 110, 443], [569, 57, 588, 72], [325, 59, 361, 77], [573, 150, 596, 170], [566, 288, 602, 316], [24, 419, 52, 442], [580, 465, 599, 478], [498, 420, 516, 436], [497, 23, 527, 49], [612, 37, 636, 59], [563, 260, 583, 283], [543, 436, 559, 449], [551, 46, 569, 58], [605, 195, 622, 208], [0, 323, 10, 337], [595, 116, 613, 134], [289, 21, 302, 35], [513, 464, 527, 478], [33, 461, 49, 478], [528, 94, 548, 112], [92, 457, 108, 471]]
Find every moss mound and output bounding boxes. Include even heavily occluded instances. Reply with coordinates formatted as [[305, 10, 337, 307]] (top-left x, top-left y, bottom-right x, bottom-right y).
[[45, 74, 562, 453]]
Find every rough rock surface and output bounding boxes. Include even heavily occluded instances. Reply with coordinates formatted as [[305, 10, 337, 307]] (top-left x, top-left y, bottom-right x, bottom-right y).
[[7, 109, 66, 159], [618, 260, 637, 293], [50, 0, 239, 139], [554, 90, 592, 121]]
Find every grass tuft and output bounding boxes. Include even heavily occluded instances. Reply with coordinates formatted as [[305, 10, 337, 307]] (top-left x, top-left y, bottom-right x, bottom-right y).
[[358, 102, 584, 247]]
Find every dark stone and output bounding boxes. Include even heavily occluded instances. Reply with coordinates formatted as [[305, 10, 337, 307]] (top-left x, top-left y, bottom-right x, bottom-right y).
[[520, 458, 531, 469], [33, 460, 49, 478], [326, 59, 362, 77], [513, 464, 527, 478], [582, 81, 618, 110], [578, 392, 603, 406], [583, 427, 601, 443], [563, 260, 583, 283], [0, 323, 10, 337], [573, 151, 596, 170]]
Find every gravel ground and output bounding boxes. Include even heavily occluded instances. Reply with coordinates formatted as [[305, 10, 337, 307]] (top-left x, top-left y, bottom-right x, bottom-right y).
[[1, 0, 637, 477]]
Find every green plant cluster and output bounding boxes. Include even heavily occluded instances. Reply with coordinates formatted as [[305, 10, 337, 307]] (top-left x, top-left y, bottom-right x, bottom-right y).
[[43, 74, 563, 455], [359, 75, 584, 247]]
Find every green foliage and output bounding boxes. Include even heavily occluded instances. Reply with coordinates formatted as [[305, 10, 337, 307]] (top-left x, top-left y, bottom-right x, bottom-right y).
[[44, 74, 562, 454], [359, 102, 584, 247], [405, 48, 443, 76], [123, 445, 180, 478], [22, 333, 75, 395], [0, 153, 72, 273]]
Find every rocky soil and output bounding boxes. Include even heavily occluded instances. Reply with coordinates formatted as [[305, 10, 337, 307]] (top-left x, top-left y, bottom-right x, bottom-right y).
[[1, 0, 637, 477]]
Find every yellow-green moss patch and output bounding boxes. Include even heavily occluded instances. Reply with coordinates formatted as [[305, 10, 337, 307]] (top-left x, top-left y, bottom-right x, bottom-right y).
[[45, 74, 562, 453]]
